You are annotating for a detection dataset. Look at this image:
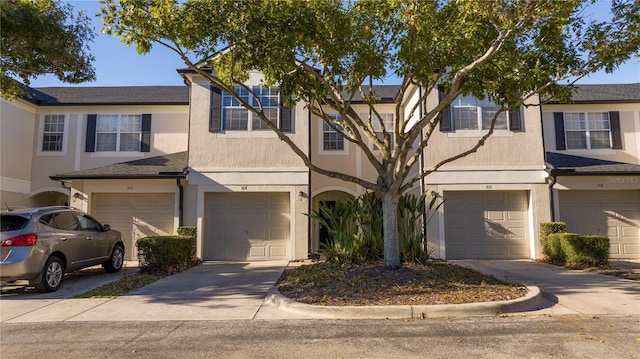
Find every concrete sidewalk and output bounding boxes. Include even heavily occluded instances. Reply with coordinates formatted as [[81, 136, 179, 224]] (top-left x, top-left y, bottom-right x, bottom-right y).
[[1, 259, 638, 323], [452, 259, 640, 316]]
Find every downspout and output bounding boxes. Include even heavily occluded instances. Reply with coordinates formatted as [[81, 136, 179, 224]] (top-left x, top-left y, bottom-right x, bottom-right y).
[[307, 107, 312, 257], [546, 163, 557, 222], [418, 86, 428, 239], [176, 179, 184, 227]]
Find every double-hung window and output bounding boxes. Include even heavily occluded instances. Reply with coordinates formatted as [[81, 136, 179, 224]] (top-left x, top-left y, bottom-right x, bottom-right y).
[[371, 113, 395, 151], [564, 112, 611, 149], [323, 115, 344, 151], [96, 114, 142, 152], [41, 114, 65, 152], [452, 95, 508, 131], [222, 86, 279, 131]]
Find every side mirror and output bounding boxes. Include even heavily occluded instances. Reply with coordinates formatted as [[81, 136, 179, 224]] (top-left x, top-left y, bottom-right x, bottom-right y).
[[103, 224, 111, 232]]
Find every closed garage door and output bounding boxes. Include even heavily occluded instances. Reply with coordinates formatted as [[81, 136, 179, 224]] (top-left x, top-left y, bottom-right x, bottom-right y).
[[559, 190, 640, 258], [204, 192, 289, 261], [91, 193, 175, 260], [445, 191, 530, 259]]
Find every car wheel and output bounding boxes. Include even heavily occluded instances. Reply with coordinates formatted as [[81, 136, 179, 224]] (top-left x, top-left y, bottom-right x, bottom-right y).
[[103, 245, 124, 273], [35, 256, 65, 293]]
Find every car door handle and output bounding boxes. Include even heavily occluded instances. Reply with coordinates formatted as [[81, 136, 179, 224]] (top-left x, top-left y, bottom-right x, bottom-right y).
[[86, 237, 93, 240], [60, 237, 68, 241]]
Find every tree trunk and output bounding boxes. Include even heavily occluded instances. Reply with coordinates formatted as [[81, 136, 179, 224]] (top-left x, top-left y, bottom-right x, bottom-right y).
[[382, 191, 400, 268]]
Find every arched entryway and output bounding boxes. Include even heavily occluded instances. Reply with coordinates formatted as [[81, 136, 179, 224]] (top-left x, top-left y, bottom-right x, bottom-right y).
[[310, 189, 356, 253]]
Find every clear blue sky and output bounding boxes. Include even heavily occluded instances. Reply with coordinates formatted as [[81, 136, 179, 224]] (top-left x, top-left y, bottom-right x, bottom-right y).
[[29, 0, 640, 88]]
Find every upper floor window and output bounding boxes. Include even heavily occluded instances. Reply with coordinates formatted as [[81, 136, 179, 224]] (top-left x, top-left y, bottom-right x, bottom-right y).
[[452, 95, 508, 130], [222, 86, 279, 131], [85, 113, 151, 153], [371, 113, 395, 151], [323, 115, 345, 151], [96, 114, 142, 152], [553, 111, 621, 151], [564, 112, 611, 149], [42, 114, 65, 152]]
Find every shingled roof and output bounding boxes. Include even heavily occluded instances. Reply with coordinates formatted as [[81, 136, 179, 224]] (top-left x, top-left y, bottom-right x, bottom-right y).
[[546, 152, 640, 176], [25, 86, 189, 106], [50, 152, 188, 180], [551, 83, 640, 104]]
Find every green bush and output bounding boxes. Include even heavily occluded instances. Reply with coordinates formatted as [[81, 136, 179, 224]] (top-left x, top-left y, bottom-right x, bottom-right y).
[[539, 222, 566, 258], [547, 233, 609, 266], [310, 191, 442, 265], [177, 226, 197, 238], [136, 235, 200, 274]]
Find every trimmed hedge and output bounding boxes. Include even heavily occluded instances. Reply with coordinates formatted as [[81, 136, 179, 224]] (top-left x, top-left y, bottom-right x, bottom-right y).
[[177, 226, 197, 238], [137, 235, 199, 274], [546, 233, 609, 266], [539, 222, 567, 258]]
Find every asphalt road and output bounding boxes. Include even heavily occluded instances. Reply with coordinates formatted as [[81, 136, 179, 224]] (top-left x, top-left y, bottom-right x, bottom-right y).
[[1, 315, 638, 359]]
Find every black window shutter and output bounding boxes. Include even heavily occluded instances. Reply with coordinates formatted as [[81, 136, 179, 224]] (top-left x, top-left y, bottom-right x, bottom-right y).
[[553, 112, 566, 150], [141, 114, 152, 152], [609, 111, 622, 149], [210, 87, 222, 133], [279, 94, 293, 133], [438, 87, 452, 132], [509, 107, 523, 131], [85, 114, 97, 152]]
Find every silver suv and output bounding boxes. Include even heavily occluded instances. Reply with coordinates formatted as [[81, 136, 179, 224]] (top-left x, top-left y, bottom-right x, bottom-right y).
[[1, 206, 125, 292]]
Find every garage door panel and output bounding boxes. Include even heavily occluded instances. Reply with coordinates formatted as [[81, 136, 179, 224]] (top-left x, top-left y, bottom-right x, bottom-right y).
[[204, 192, 290, 261], [445, 191, 530, 259], [92, 193, 175, 261], [559, 190, 639, 259]]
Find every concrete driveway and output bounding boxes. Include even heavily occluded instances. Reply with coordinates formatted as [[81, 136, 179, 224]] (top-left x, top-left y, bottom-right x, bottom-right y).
[[1, 261, 288, 323], [453, 259, 640, 316]]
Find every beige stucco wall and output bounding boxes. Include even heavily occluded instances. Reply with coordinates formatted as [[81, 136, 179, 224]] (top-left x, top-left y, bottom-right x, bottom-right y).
[[27, 105, 188, 195], [1, 99, 37, 205], [542, 103, 640, 164]]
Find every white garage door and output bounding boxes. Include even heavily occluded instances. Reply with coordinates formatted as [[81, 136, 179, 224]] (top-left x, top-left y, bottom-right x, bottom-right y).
[[445, 191, 530, 259], [204, 192, 290, 261], [91, 193, 176, 260], [559, 190, 640, 259]]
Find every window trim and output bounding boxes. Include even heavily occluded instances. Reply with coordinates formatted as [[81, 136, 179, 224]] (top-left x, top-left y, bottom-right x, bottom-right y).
[[319, 115, 349, 155], [221, 85, 280, 132], [563, 111, 613, 150], [37, 114, 68, 156], [95, 114, 143, 153]]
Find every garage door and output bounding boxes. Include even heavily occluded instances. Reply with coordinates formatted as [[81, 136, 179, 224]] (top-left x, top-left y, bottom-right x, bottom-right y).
[[445, 191, 530, 259], [559, 190, 640, 259], [91, 193, 175, 260], [204, 192, 290, 261]]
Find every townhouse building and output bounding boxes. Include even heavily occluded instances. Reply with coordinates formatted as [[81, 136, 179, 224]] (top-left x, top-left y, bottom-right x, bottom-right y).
[[2, 76, 638, 261]]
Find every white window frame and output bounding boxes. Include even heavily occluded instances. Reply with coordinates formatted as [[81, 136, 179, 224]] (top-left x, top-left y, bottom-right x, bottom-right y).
[[95, 114, 142, 152], [319, 115, 349, 155], [37, 114, 68, 156], [448, 95, 512, 137], [362, 113, 395, 151], [221, 85, 280, 132], [564, 111, 612, 150]]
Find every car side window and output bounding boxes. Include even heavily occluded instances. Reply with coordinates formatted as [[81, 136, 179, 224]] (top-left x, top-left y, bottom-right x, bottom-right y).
[[51, 212, 79, 230], [76, 213, 102, 231]]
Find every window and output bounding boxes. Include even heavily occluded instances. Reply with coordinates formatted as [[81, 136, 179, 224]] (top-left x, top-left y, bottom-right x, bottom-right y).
[[222, 85, 279, 131], [564, 112, 611, 149], [42, 115, 65, 152], [75, 213, 102, 231], [323, 115, 344, 151], [96, 114, 142, 152], [451, 95, 508, 131], [371, 113, 395, 151]]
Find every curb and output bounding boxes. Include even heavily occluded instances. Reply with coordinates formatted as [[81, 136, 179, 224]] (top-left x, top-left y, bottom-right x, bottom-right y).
[[264, 286, 543, 319]]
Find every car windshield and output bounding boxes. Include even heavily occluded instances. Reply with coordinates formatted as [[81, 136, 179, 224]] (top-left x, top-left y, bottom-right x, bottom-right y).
[[1, 215, 30, 232]]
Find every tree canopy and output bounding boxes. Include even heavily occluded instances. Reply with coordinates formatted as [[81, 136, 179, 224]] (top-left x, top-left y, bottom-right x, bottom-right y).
[[102, 0, 640, 267], [1, 0, 96, 99]]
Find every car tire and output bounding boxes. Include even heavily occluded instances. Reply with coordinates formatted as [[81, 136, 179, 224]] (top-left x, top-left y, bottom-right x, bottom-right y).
[[34, 256, 65, 293], [103, 245, 124, 273]]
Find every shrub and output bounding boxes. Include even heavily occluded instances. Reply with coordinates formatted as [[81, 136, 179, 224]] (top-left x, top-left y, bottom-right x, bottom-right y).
[[547, 233, 609, 266], [539, 222, 567, 258], [177, 226, 197, 238], [399, 192, 441, 263], [137, 235, 200, 274]]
